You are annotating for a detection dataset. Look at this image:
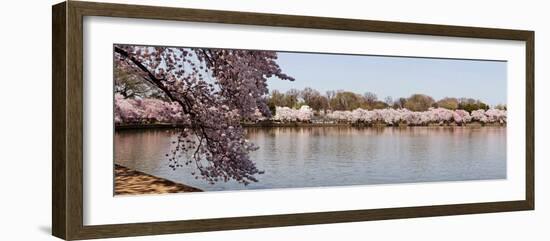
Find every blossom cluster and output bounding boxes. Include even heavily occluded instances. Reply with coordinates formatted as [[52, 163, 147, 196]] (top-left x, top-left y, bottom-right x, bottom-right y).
[[115, 45, 296, 185], [273, 106, 314, 122], [114, 94, 186, 125], [326, 107, 506, 125]]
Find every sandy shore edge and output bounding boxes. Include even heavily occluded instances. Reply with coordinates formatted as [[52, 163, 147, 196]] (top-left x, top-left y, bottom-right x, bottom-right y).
[[114, 164, 202, 195]]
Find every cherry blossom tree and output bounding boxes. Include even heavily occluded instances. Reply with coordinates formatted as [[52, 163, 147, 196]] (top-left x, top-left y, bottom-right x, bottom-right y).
[[325, 107, 504, 126], [452, 109, 472, 124], [485, 108, 507, 123], [114, 45, 294, 185], [273, 106, 314, 122], [297, 105, 314, 121], [114, 94, 184, 124], [273, 107, 295, 122], [429, 108, 454, 124], [471, 109, 488, 123], [327, 110, 354, 123]]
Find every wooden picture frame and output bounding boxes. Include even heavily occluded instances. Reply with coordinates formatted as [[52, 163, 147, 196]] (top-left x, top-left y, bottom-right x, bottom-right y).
[[52, 1, 534, 240]]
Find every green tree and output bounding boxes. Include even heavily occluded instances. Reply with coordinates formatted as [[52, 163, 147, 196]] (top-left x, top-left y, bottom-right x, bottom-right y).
[[331, 91, 363, 110], [301, 87, 329, 111], [363, 92, 378, 104], [495, 104, 507, 110], [436, 97, 459, 110], [392, 97, 407, 109], [404, 94, 435, 111], [371, 101, 389, 109], [267, 90, 286, 114], [285, 89, 301, 108], [458, 98, 489, 112]]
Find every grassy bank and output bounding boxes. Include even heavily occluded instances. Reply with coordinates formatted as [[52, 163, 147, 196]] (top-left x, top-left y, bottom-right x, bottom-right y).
[[114, 164, 202, 195]]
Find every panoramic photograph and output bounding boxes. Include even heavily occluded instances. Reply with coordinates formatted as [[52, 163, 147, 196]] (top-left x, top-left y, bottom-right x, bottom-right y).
[[113, 44, 507, 195]]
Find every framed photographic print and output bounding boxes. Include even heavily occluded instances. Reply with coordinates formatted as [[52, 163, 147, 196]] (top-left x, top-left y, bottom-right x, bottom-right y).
[[52, 1, 534, 240]]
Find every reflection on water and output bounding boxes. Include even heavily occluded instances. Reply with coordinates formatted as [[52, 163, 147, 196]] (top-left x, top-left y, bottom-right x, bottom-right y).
[[115, 126, 506, 191]]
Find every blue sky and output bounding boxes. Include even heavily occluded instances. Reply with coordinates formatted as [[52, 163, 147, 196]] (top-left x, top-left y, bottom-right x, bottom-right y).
[[267, 52, 507, 106]]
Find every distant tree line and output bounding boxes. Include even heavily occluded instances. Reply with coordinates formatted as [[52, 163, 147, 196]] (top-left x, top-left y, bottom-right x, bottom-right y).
[[266, 88, 506, 115]]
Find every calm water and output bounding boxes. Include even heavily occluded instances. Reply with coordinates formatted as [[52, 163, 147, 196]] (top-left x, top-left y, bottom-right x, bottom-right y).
[[115, 126, 506, 191]]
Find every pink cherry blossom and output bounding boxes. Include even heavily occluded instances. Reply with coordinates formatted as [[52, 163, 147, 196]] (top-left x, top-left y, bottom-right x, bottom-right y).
[[325, 108, 504, 125], [273, 105, 314, 122], [471, 109, 488, 123], [115, 45, 293, 185]]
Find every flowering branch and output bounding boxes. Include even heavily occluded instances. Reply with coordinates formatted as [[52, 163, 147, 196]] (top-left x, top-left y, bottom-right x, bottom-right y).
[[114, 45, 293, 185]]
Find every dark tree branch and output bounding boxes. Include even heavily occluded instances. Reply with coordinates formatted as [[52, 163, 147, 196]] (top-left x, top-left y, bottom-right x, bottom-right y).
[[115, 46, 225, 175], [114, 47, 188, 111]]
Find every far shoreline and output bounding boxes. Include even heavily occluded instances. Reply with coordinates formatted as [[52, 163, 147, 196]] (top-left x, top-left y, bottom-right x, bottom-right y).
[[114, 122, 505, 130]]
